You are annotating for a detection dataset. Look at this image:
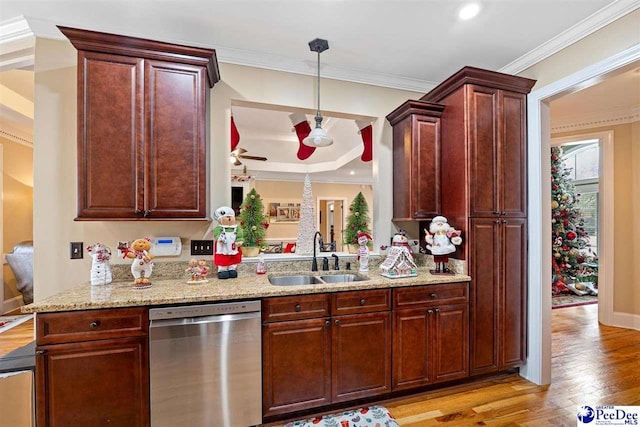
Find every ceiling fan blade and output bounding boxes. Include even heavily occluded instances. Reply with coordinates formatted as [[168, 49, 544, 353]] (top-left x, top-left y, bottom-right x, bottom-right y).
[[230, 147, 247, 157], [239, 155, 268, 161]]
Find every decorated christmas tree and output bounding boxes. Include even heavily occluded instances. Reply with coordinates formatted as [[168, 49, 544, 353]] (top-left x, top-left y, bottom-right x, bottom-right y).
[[296, 174, 316, 255], [344, 192, 372, 246], [550, 146, 595, 294], [239, 188, 267, 248]]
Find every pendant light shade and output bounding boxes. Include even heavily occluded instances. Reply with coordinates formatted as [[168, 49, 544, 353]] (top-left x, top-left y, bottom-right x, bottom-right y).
[[303, 38, 333, 148]]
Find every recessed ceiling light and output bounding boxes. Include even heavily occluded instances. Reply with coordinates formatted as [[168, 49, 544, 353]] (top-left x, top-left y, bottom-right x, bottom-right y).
[[459, 3, 481, 20], [349, 170, 355, 175]]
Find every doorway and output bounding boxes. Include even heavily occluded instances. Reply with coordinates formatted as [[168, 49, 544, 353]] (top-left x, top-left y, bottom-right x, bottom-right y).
[[317, 198, 346, 252]]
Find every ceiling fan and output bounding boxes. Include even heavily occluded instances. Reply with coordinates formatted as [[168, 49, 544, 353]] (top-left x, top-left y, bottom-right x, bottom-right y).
[[230, 147, 267, 166]]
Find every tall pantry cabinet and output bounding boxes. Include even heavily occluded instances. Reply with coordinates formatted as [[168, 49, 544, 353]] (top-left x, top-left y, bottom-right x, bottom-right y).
[[422, 67, 536, 375]]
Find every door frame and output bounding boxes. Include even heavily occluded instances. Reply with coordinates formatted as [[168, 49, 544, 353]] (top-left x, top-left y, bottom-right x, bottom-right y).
[[316, 197, 347, 250], [524, 44, 640, 385]]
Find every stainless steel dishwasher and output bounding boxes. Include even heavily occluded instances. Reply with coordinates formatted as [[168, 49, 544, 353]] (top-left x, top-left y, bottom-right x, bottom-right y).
[[149, 301, 262, 427]]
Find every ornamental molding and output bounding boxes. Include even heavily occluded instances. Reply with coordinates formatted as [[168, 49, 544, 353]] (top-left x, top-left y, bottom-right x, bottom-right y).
[[551, 105, 640, 133]]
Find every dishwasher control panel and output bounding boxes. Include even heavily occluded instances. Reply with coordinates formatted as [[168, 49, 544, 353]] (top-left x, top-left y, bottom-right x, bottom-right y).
[[149, 301, 261, 320]]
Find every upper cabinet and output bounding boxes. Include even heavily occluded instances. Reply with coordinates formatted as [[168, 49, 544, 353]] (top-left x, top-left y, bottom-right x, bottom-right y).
[[59, 26, 220, 220], [421, 67, 535, 222], [386, 100, 445, 221]]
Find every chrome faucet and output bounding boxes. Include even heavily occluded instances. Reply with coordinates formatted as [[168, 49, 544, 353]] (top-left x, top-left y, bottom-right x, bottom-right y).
[[311, 231, 322, 271]]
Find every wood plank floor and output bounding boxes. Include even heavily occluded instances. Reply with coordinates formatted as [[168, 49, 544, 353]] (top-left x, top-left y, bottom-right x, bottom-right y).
[[0, 317, 34, 357], [271, 304, 640, 426]]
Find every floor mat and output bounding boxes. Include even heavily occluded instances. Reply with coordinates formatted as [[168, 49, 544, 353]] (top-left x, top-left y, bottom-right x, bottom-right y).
[[552, 294, 597, 309]]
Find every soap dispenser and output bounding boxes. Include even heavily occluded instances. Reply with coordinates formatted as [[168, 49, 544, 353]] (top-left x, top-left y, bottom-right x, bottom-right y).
[[256, 255, 266, 275]]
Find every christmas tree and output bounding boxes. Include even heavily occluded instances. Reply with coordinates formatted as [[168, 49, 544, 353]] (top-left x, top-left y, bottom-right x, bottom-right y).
[[296, 174, 316, 255], [344, 192, 372, 246], [239, 188, 267, 248], [550, 146, 595, 294]]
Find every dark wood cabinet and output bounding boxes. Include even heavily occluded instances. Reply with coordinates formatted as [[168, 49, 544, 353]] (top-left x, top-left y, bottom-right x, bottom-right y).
[[392, 283, 469, 391], [422, 66, 534, 375], [59, 26, 219, 220], [332, 311, 391, 402], [386, 100, 445, 221], [262, 289, 391, 417], [35, 308, 149, 427]]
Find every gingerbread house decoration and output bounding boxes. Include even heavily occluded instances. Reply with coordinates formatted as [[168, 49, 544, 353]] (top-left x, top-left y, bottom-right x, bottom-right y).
[[380, 246, 418, 278]]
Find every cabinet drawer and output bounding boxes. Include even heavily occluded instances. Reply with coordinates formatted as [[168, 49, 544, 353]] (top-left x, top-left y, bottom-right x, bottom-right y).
[[331, 289, 391, 316], [36, 307, 148, 345], [262, 294, 330, 322], [394, 283, 468, 309]]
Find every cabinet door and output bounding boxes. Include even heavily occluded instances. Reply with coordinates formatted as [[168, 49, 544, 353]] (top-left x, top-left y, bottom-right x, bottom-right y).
[[77, 51, 144, 219], [500, 218, 527, 368], [145, 60, 207, 218], [469, 218, 500, 375], [500, 92, 527, 217], [332, 312, 391, 402], [410, 116, 441, 219], [262, 318, 331, 417], [468, 85, 499, 217], [392, 308, 432, 390], [432, 304, 469, 382], [36, 337, 149, 427]]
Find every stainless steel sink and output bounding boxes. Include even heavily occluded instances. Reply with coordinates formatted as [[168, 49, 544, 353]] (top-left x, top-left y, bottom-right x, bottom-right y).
[[268, 273, 369, 286], [268, 275, 324, 286], [319, 274, 368, 283]]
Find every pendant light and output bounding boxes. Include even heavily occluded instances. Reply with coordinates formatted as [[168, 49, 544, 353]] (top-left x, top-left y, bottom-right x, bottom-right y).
[[303, 38, 333, 147]]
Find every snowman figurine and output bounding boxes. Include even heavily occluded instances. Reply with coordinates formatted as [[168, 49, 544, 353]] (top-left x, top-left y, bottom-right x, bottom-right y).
[[357, 231, 372, 273]]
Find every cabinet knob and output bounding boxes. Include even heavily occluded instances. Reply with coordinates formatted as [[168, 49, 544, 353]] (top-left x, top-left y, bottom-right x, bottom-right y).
[[435, 308, 440, 313], [492, 210, 500, 215], [430, 293, 437, 298], [325, 320, 330, 326], [495, 220, 501, 224], [502, 219, 509, 224], [135, 209, 142, 216], [294, 304, 301, 312], [501, 211, 506, 216], [335, 319, 340, 325], [90, 320, 100, 330], [36, 350, 45, 355], [144, 209, 152, 218], [427, 309, 433, 315], [360, 298, 366, 306]]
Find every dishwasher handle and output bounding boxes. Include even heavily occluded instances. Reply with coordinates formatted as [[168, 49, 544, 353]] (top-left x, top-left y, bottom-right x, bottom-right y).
[[149, 310, 260, 329]]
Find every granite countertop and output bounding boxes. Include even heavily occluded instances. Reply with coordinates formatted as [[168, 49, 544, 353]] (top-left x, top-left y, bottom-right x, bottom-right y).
[[23, 264, 470, 313]]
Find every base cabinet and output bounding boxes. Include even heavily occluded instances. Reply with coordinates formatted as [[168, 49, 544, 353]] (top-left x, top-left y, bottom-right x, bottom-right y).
[[262, 290, 391, 418], [35, 308, 149, 427], [392, 284, 469, 391]]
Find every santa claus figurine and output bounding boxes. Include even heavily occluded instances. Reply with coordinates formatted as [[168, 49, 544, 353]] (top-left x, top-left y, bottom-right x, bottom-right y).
[[356, 231, 372, 273], [213, 206, 244, 279], [424, 216, 462, 274]]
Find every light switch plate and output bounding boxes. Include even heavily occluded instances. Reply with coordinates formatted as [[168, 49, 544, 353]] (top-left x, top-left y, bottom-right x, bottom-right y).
[[70, 242, 83, 259]]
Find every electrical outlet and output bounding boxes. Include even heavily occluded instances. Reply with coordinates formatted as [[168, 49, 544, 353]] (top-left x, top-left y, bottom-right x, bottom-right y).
[[191, 240, 214, 256], [70, 242, 83, 259]]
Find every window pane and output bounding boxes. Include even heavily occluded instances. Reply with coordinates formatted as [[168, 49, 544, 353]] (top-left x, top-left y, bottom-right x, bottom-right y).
[[562, 156, 576, 180], [576, 191, 598, 252], [575, 146, 599, 180]]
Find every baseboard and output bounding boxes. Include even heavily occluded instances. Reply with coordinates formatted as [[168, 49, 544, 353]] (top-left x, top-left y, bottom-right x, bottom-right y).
[[2, 295, 24, 315], [611, 311, 640, 331]]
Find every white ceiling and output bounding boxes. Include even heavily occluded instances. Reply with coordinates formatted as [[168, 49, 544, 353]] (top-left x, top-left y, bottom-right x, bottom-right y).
[[0, 0, 638, 182]]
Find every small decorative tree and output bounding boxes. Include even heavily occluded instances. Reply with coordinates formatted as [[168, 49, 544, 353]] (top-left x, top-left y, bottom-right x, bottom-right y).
[[239, 188, 267, 249], [344, 192, 372, 247]]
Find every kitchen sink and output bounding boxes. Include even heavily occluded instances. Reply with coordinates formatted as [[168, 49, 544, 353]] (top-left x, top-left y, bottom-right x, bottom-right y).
[[318, 274, 368, 283], [268, 273, 369, 286], [268, 275, 324, 286]]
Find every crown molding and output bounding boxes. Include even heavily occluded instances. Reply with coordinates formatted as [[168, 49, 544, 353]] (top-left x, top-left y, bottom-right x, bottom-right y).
[[500, 0, 640, 75], [0, 127, 33, 147], [551, 105, 640, 133]]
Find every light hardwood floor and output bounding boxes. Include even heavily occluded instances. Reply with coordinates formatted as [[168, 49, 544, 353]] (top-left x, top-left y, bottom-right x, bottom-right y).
[[0, 317, 34, 357]]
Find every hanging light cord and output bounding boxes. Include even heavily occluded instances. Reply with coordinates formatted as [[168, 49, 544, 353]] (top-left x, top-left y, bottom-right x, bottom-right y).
[[315, 50, 322, 127]]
